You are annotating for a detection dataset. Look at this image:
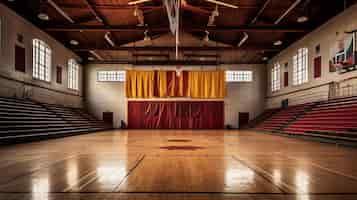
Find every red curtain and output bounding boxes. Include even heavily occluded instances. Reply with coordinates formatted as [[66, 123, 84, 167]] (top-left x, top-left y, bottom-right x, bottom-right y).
[[128, 101, 224, 129]]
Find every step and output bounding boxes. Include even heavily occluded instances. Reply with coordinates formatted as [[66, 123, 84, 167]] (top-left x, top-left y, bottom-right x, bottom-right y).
[[0, 125, 109, 136], [0, 127, 109, 140]]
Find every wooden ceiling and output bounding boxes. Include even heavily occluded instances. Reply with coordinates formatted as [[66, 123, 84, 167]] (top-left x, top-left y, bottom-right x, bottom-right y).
[[3, 0, 357, 64]]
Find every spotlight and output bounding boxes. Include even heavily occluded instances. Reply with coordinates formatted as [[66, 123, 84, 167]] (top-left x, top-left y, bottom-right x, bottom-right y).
[[274, 40, 283, 46], [37, 13, 50, 21], [70, 40, 79, 46], [297, 16, 309, 23]]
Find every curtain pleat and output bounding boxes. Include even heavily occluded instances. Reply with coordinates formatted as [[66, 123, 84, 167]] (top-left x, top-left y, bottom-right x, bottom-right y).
[[128, 101, 224, 129], [125, 70, 226, 98]]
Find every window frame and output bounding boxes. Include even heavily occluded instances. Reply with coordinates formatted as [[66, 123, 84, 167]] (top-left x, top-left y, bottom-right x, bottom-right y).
[[68, 59, 79, 90], [293, 47, 309, 86], [271, 63, 281, 92], [226, 70, 253, 82], [97, 70, 126, 82], [32, 39, 52, 82]]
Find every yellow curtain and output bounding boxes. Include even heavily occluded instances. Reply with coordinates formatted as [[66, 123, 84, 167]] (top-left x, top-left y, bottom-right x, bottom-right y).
[[125, 70, 155, 98], [126, 70, 225, 98], [187, 70, 226, 98], [157, 71, 167, 97]]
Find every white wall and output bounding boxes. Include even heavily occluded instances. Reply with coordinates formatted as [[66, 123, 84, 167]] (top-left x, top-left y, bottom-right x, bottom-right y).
[[0, 4, 83, 107], [266, 3, 357, 108], [84, 64, 266, 128]]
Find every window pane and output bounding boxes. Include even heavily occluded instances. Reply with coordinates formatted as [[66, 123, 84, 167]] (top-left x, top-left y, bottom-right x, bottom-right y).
[[293, 48, 308, 85], [271, 63, 280, 92], [226, 70, 252, 82], [68, 59, 79, 90], [32, 39, 51, 82], [97, 71, 126, 82]]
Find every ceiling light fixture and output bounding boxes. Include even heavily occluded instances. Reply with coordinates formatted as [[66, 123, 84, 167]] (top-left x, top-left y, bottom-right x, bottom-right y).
[[89, 50, 103, 61], [297, 16, 309, 23], [128, 0, 151, 5], [38, 13, 50, 21], [70, 40, 79, 46], [203, 30, 210, 42], [207, 5, 219, 26], [262, 56, 269, 61], [237, 32, 249, 47], [133, 6, 145, 26], [205, 0, 238, 8], [274, 40, 283, 46], [88, 57, 95, 61], [104, 32, 116, 47], [144, 30, 151, 41]]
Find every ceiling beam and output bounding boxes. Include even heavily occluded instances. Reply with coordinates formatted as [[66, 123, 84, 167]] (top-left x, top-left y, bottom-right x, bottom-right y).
[[73, 46, 281, 52], [56, 4, 260, 10], [47, 0, 75, 23], [86, 60, 262, 65], [82, 0, 108, 24], [46, 25, 309, 33], [250, 0, 271, 24], [275, 0, 302, 24]]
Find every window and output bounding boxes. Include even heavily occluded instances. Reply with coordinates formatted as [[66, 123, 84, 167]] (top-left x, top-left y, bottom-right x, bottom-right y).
[[226, 70, 252, 82], [68, 59, 79, 90], [293, 48, 308, 85], [56, 66, 62, 84], [97, 71, 126, 82], [271, 63, 280, 92], [32, 39, 51, 82]]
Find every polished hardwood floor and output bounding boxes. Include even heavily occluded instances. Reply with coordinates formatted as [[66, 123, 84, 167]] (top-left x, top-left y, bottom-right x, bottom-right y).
[[0, 130, 357, 200]]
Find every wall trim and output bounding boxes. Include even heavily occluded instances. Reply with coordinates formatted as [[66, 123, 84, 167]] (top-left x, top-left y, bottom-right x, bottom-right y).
[[266, 82, 331, 99], [0, 73, 82, 97]]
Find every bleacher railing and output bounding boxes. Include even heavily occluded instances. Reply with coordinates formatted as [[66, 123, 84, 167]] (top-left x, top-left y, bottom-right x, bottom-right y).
[[329, 76, 357, 99]]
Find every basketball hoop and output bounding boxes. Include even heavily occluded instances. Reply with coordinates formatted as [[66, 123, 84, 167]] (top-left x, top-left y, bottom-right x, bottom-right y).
[[163, 0, 180, 59]]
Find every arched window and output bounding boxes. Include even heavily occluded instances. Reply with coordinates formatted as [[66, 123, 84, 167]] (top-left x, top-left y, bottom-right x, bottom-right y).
[[68, 59, 79, 90], [32, 39, 51, 81]]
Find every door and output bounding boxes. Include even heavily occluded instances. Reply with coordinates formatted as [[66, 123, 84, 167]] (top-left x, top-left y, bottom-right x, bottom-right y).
[[103, 112, 114, 127], [238, 112, 249, 129]]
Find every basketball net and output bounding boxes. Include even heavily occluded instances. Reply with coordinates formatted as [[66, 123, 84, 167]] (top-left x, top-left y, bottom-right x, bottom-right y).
[[163, 0, 180, 60]]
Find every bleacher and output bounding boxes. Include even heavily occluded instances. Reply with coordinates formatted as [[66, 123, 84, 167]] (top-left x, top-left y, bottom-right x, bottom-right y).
[[0, 96, 111, 143], [247, 108, 280, 128], [253, 96, 357, 143], [254, 103, 314, 132]]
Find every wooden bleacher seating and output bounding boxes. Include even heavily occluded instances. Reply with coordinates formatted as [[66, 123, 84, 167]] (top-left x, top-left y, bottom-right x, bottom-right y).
[[0, 96, 111, 143], [252, 96, 357, 143]]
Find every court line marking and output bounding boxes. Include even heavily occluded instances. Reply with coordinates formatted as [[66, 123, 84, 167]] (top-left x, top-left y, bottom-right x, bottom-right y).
[[66, 154, 146, 192], [114, 154, 146, 192], [231, 155, 297, 194], [62, 170, 98, 192], [285, 155, 357, 182]]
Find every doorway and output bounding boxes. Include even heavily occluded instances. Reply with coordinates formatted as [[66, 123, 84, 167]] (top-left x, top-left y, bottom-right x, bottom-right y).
[[238, 112, 250, 129]]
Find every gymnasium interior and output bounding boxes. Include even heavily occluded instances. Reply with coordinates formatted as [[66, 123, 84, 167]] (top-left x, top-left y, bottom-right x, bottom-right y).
[[1, 0, 357, 199]]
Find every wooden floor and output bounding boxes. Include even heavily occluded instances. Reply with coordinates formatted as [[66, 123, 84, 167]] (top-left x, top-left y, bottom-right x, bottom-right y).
[[0, 130, 357, 200]]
